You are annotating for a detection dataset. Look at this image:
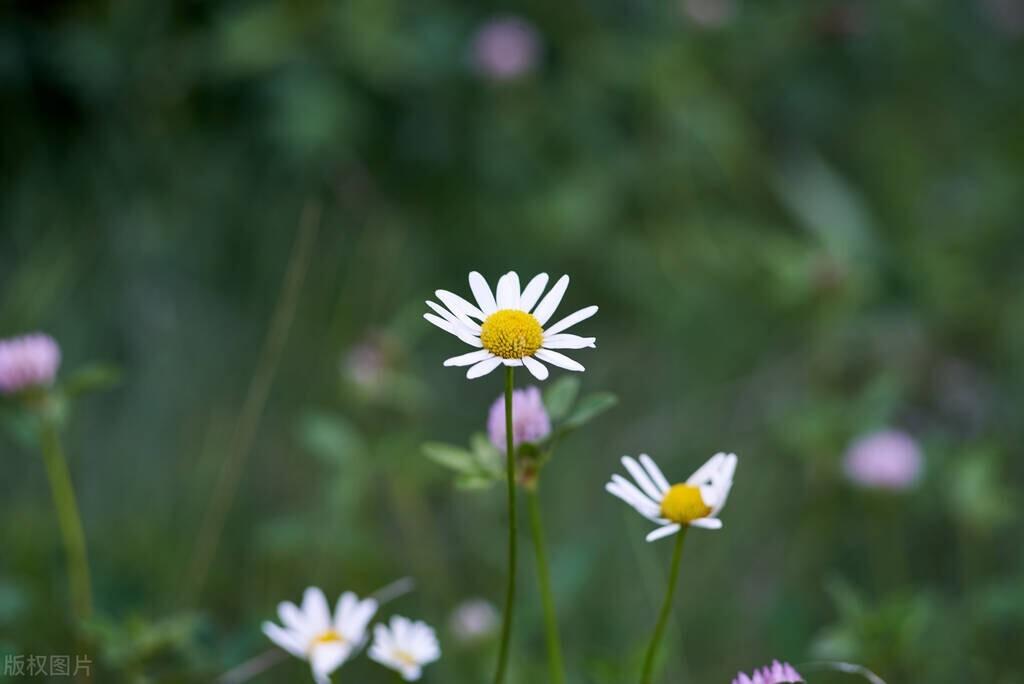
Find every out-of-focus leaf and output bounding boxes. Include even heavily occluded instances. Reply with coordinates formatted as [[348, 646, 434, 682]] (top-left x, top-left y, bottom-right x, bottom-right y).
[[63, 363, 121, 398], [470, 432, 503, 476], [298, 411, 367, 465], [455, 474, 497, 490], [423, 442, 477, 474], [543, 376, 580, 421], [561, 392, 618, 431]]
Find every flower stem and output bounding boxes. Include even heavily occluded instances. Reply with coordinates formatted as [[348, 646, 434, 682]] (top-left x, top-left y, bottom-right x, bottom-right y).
[[527, 486, 566, 684], [39, 420, 93, 622], [640, 528, 688, 684], [493, 366, 518, 684]]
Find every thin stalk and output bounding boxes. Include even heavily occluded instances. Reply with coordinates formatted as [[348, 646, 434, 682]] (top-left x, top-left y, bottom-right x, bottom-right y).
[[493, 366, 517, 684], [39, 421, 93, 622], [527, 486, 566, 684], [640, 528, 688, 684]]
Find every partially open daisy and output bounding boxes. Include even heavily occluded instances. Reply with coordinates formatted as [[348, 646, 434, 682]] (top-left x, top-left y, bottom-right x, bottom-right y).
[[369, 615, 441, 681], [606, 452, 737, 542], [262, 587, 378, 684], [424, 271, 597, 381]]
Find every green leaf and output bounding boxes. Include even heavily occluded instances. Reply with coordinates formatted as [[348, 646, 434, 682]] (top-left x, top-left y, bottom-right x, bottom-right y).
[[422, 442, 478, 474], [63, 363, 121, 398], [469, 432, 503, 476], [298, 412, 367, 465], [562, 392, 618, 430], [455, 474, 498, 490], [543, 376, 580, 421]]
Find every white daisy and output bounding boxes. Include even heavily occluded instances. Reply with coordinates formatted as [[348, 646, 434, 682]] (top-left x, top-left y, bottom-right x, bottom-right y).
[[424, 271, 597, 381], [368, 615, 442, 681], [262, 587, 378, 684], [606, 452, 738, 542]]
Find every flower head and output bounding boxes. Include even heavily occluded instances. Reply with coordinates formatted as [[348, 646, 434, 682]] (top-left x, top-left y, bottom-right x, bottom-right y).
[[606, 452, 737, 542], [487, 386, 551, 452], [843, 429, 923, 491], [449, 598, 499, 643], [470, 16, 541, 80], [262, 587, 377, 684], [0, 333, 61, 395], [425, 271, 597, 381], [369, 615, 441, 681], [732, 660, 804, 684]]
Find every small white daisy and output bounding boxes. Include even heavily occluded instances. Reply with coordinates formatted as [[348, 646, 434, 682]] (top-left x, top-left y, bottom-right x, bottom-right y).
[[369, 615, 442, 681], [606, 452, 738, 542], [262, 587, 378, 684], [424, 271, 597, 381]]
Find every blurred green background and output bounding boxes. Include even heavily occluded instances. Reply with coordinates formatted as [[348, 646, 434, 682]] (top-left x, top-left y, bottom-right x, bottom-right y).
[[2, 0, 1024, 681]]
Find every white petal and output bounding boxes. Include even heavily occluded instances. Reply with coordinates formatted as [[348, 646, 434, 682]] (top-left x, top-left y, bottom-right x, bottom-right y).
[[519, 273, 549, 312], [426, 300, 481, 334], [646, 524, 682, 542], [686, 452, 727, 487], [621, 456, 664, 503], [495, 272, 521, 309], [535, 349, 584, 372], [401, 664, 423, 681], [542, 333, 596, 349], [278, 601, 308, 635], [302, 587, 332, 632], [607, 477, 661, 518], [466, 356, 503, 379], [435, 290, 485, 324], [444, 350, 494, 367], [690, 517, 723, 530], [522, 356, 549, 380], [423, 313, 483, 348], [310, 642, 351, 680], [502, 358, 523, 366], [638, 454, 671, 494], [262, 622, 305, 657], [336, 594, 377, 639], [532, 275, 569, 325], [469, 271, 498, 315], [543, 305, 598, 336]]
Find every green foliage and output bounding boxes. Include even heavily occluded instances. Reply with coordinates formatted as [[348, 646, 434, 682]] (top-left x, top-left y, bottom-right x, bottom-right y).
[[1, 0, 1023, 681]]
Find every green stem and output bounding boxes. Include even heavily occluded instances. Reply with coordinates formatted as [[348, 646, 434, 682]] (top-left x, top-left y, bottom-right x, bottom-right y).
[[640, 528, 688, 684], [39, 421, 93, 623], [527, 486, 567, 684], [493, 366, 517, 684]]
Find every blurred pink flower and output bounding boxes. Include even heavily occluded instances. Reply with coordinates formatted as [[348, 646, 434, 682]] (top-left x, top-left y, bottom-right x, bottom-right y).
[[683, 0, 737, 28], [0, 333, 61, 395], [470, 16, 541, 81], [487, 386, 551, 453], [732, 660, 804, 684], [449, 598, 498, 643], [843, 429, 923, 491], [344, 339, 388, 389]]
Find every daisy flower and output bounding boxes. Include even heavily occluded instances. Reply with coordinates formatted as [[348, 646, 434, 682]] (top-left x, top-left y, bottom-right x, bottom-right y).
[[606, 452, 737, 542], [424, 271, 597, 381], [732, 660, 804, 684], [369, 615, 441, 681], [262, 587, 377, 684]]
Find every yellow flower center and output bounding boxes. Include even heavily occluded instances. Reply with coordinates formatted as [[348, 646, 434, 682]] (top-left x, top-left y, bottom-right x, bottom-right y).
[[395, 650, 418, 667], [479, 309, 543, 359], [311, 630, 345, 649], [660, 484, 712, 524]]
